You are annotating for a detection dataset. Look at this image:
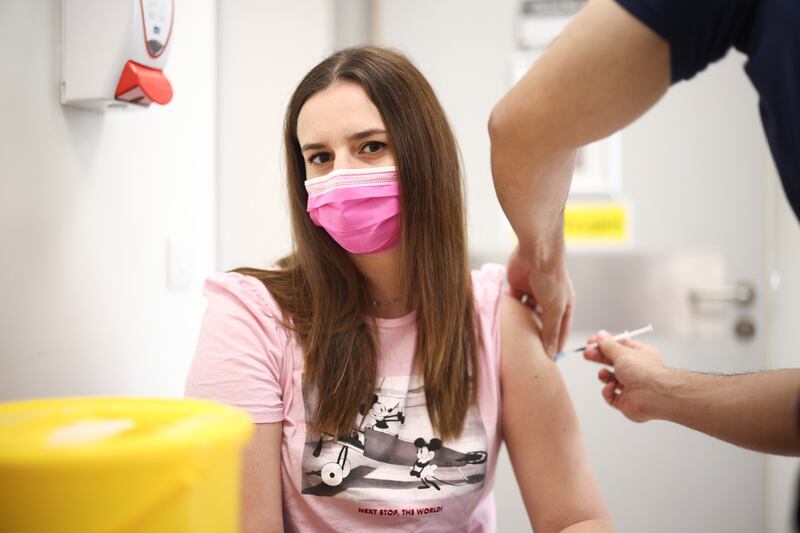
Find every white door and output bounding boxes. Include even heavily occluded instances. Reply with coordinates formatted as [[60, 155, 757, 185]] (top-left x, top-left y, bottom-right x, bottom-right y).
[[374, 1, 770, 531]]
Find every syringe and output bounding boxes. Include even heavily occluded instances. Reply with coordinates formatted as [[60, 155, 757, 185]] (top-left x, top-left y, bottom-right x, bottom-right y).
[[555, 324, 654, 361]]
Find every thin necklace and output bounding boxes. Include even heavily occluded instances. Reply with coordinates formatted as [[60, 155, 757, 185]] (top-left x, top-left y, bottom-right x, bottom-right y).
[[371, 296, 404, 307]]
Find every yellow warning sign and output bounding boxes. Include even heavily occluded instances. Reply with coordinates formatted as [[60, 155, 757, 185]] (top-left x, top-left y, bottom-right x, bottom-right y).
[[564, 202, 629, 244]]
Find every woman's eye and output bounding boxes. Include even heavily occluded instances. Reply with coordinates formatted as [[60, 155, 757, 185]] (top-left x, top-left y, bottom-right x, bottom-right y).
[[309, 152, 333, 165], [361, 141, 386, 154]]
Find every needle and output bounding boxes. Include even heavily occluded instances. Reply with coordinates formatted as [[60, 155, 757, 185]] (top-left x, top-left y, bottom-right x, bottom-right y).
[[555, 324, 654, 361]]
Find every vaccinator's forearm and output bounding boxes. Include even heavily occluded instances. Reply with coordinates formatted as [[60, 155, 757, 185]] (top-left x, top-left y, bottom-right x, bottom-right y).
[[651, 368, 800, 456]]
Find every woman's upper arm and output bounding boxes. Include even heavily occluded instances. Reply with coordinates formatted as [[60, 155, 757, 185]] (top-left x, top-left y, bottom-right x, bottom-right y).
[[500, 294, 611, 532], [241, 422, 283, 533]]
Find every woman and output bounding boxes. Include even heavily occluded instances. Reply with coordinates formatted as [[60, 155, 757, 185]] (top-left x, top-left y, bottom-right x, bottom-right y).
[[185, 47, 612, 533]]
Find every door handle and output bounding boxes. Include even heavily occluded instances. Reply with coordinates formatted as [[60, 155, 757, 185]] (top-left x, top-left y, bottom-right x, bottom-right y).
[[689, 282, 755, 306]]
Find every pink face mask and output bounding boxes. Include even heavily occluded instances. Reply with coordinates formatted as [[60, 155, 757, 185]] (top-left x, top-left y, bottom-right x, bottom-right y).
[[305, 166, 401, 255]]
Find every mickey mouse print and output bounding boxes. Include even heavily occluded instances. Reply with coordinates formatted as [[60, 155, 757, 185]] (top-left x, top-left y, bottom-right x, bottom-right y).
[[301, 374, 488, 501]]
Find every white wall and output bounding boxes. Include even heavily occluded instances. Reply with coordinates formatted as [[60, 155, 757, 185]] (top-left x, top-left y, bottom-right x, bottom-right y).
[[0, 0, 218, 399], [217, 0, 334, 271]]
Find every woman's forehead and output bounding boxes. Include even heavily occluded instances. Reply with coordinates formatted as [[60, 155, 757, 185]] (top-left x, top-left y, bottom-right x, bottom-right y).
[[296, 81, 385, 144]]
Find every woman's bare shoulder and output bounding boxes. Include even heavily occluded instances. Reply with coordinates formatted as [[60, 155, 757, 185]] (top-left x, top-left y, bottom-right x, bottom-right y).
[[499, 293, 552, 372]]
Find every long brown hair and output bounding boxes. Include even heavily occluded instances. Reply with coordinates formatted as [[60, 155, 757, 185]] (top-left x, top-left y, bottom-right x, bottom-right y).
[[237, 47, 478, 441]]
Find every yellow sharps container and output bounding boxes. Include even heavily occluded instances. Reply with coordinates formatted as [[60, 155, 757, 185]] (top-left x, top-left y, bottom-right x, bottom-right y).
[[0, 397, 253, 533]]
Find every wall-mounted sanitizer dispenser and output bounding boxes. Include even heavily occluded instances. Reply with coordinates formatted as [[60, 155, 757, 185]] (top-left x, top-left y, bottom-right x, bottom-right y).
[[60, 0, 175, 111]]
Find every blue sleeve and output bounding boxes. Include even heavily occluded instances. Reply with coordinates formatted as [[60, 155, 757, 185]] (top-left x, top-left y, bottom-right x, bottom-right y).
[[615, 0, 758, 83]]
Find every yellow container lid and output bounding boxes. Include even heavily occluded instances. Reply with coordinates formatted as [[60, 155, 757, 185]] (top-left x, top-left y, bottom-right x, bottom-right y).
[[0, 397, 253, 467]]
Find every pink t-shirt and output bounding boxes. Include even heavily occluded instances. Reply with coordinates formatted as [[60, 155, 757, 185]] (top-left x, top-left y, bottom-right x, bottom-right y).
[[185, 263, 506, 533]]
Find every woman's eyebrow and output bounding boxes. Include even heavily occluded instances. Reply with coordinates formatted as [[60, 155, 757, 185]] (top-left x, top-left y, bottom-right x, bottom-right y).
[[347, 128, 386, 142], [300, 141, 326, 152], [300, 129, 386, 152]]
